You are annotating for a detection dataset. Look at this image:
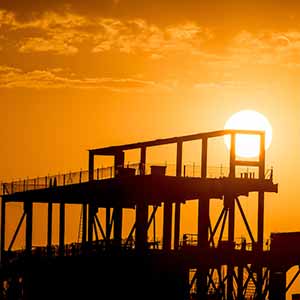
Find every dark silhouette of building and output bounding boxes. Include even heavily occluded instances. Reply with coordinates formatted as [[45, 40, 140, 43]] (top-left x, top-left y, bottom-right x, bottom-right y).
[[1, 129, 298, 300]]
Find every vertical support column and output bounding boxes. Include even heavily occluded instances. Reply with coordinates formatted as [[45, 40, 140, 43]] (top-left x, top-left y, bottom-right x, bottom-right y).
[[113, 151, 124, 246], [227, 133, 236, 300], [25, 201, 33, 254], [201, 138, 208, 179], [198, 137, 209, 248], [196, 137, 209, 300], [257, 133, 266, 300], [225, 196, 235, 300], [87, 151, 95, 244], [174, 141, 182, 250], [229, 133, 236, 178], [140, 146, 146, 175], [82, 204, 87, 244], [88, 205, 96, 244], [163, 201, 172, 251], [269, 268, 286, 300], [237, 239, 246, 299], [47, 202, 53, 255], [135, 200, 148, 252], [197, 199, 209, 248], [228, 197, 235, 244], [257, 132, 265, 250], [59, 201, 65, 256], [1, 199, 6, 261], [106, 207, 111, 240]]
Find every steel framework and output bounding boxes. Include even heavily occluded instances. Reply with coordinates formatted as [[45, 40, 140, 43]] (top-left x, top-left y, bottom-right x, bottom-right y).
[[2, 129, 297, 300]]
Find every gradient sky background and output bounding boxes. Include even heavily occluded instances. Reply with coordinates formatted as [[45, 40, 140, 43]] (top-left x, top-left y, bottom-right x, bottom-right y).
[[1, 1, 300, 291]]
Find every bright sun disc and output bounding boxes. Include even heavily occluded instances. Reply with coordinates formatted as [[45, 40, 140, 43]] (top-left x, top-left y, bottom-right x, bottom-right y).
[[224, 110, 272, 158]]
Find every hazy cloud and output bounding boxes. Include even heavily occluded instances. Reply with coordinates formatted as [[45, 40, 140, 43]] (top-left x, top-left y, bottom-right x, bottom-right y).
[[230, 30, 300, 65], [19, 37, 79, 55], [92, 20, 212, 57], [0, 9, 16, 28], [0, 65, 168, 91], [0, 9, 212, 57], [194, 80, 246, 90]]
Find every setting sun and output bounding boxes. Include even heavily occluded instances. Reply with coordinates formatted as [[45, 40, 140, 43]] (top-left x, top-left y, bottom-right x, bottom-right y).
[[224, 110, 273, 158]]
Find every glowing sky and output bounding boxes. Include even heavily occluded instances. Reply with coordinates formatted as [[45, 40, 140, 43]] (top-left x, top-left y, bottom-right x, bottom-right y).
[[1, 0, 300, 280]]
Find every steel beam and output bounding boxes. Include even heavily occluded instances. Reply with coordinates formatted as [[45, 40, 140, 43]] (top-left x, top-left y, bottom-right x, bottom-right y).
[[47, 202, 52, 255], [25, 201, 33, 254], [163, 201, 172, 251], [106, 207, 111, 240], [59, 202, 65, 256], [269, 269, 286, 300], [140, 146, 146, 175], [8, 212, 26, 251], [91, 129, 264, 155], [174, 141, 182, 250], [113, 151, 124, 246], [135, 200, 148, 252], [88, 205, 96, 243], [198, 198, 209, 248]]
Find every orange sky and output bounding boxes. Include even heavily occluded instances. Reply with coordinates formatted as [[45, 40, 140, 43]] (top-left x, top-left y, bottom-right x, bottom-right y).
[[1, 2, 300, 290]]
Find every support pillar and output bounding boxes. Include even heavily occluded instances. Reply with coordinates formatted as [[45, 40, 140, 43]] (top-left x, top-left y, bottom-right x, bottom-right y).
[[88, 205, 97, 244], [227, 195, 235, 300], [269, 269, 286, 300], [106, 207, 111, 240], [196, 268, 208, 300], [59, 202, 65, 256], [113, 207, 122, 247], [199, 137, 209, 247], [135, 200, 148, 252], [174, 141, 182, 250], [163, 201, 172, 251], [196, 137, 210, 300], [257, 132, 265, 250], [198, 197, 210, 248], [85, 151, 95, 246], [237, 271, 244, 300], [113, 151, 124, 247], [140, 146, 146, 175], [82, 204, 87, 244], [47, 202, 52, 256], [25, 201, 33, 254], [257, 133, 266, 300]]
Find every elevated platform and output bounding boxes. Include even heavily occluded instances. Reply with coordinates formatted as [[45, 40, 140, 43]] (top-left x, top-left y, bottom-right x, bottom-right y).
[[2, 175, 277, 206]]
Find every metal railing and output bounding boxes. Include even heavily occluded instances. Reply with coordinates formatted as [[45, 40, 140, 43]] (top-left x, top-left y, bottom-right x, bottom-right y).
[[180, 233, 271, 251]]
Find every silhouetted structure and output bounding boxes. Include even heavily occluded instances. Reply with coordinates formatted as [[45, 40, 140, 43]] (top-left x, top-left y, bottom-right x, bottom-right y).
[[2, 129, 298, 300]]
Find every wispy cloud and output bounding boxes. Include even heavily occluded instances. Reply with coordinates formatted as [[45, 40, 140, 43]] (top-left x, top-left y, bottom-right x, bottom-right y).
[[0, 9, 212, 57], [19, 37, 79, 55], [0, 65, 170, 91], [92, 19, 212, 57], [230, 30, 300, 65], [0, 9, 17, 28], [193, 80, 246, 90]]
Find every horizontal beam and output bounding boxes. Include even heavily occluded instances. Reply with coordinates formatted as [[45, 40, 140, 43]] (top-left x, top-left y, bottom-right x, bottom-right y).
[[90, 129, 265, 155], [235, 160, 260, 167]]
